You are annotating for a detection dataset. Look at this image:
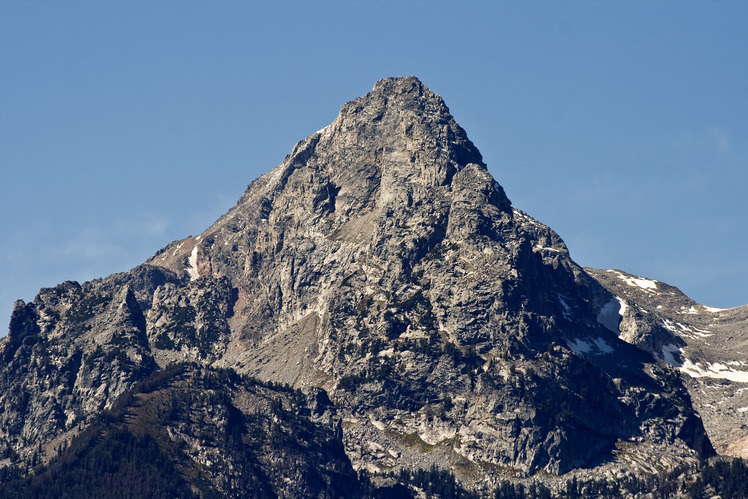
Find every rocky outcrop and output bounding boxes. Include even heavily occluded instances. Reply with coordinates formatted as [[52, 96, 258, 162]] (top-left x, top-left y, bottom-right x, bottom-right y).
[[2, 364, 360, 498], [0, 280, 157, 466], [0, 77, 728, 495]]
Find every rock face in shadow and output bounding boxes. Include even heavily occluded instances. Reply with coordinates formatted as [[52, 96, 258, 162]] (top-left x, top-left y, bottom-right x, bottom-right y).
[[0, 77, 719, 493]]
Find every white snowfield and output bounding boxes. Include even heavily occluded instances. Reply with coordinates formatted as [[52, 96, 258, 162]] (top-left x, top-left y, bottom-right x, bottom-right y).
[[608, 269, 658, 291], [187, 244, 200, 281], [596, 296, 626, 334], [703, 305, 726, 313], [593, 337, 614, 353], [659, 345, 748, 383], [661, 343, 683, 366], [567, 338, 592, 355], [534, 245, 562, 253], [567, 337, 614, 356], [661, 318, 712, 338], [679, 358, 748, 383]]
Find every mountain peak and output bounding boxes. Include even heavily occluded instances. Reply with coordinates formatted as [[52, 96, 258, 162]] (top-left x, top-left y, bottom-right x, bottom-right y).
[[361, 75, 443, 110], [372, 75, 427, 91], [365, 75, 447, 113], [329, 75, 486, 171], [1, 77, 730, 495]]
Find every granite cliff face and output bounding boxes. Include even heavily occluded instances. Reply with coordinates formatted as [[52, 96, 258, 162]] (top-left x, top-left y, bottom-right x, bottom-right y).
[[1, 77, 743, 496]]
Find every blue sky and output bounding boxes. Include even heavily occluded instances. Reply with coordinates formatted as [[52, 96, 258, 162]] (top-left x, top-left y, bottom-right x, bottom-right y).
[[1, 1, 747, 332]]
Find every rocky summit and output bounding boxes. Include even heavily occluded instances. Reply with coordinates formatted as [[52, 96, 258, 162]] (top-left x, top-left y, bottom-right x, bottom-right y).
[[2, 77, 747, 497]]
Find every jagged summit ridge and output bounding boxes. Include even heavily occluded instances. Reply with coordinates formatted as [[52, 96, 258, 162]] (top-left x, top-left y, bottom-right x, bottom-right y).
[[151, 75, 512, 304], [244, 76, 496, 210], [338, 76, 487, 168]]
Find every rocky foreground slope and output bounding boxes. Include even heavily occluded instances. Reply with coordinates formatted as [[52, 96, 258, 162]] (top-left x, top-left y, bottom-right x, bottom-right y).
[[1, 77, 746, 497]]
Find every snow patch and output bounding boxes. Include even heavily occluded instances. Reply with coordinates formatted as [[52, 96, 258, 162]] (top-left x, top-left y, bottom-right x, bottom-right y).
[[704, 306, 725, 313], [680, 359, 748, 383], [512, 209, 539, 226], [534, 245, 561, 253], [568, 337, 614, 356], [608, 270, 658, 291], [691, 326, 713, 338], [597, 297, 625, 333], [171, 241, 184, 256], [187, 245, 200, 281], [661, 319, 678, 334], [618, 297, 628, 316], [593, 338, 614, 354], [661, 344, 683, 367], [567, 338, 592, 355], [316, 123, 333, 138], [662, 318, 712, 338]]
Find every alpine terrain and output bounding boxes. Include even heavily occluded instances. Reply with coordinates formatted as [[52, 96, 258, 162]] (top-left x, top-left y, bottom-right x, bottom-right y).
[[2, 77, 747, 498]]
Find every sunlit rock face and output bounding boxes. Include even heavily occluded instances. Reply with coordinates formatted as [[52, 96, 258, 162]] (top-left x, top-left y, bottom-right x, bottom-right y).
[[1, 77, 724, 495]]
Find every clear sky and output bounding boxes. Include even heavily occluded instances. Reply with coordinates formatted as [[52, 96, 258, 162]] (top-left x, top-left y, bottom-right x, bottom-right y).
[[1, 1, 747, 333]]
